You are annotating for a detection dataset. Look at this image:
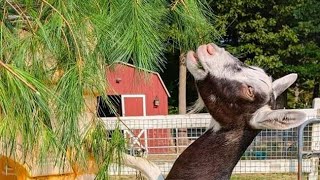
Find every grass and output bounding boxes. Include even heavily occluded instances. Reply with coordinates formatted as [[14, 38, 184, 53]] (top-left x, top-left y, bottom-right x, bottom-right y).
[[231, 173, 301, 180], [112, 173, 307, 180]]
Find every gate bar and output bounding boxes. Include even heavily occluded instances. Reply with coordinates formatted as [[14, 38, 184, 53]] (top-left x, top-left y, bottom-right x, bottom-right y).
[[298, 118, 320, 180]]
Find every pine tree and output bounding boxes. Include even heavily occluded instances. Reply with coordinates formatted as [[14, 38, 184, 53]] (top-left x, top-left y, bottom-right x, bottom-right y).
[[0, 0, 220, 178]]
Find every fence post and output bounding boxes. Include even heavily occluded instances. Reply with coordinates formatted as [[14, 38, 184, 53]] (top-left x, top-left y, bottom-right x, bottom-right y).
[[309, 98, 320, 180], [177, 128, 189, 153]]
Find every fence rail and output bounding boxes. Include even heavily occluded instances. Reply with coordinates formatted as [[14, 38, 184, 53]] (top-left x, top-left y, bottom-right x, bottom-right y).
[[102, 108, 320, 179]]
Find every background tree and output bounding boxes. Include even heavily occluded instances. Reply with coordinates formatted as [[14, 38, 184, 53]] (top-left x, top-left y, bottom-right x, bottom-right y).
[[289, 0, 320, 103], [209, 0, 320, 108]]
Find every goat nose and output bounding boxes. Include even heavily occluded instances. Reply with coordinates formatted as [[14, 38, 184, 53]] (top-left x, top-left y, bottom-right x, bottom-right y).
[[207, 44, 215, 55]]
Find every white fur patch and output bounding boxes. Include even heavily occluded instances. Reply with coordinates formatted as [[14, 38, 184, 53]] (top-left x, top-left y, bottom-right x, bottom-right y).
[[250, 106, 306, 130], [187, 96, 221, 132], [186, 44, 273, 99], [209, 94, 216, 102], [209, 118, 221, 132], [187, 96, 205, 114], [272, 73, 298, 99], [249, 106, 272, 129]]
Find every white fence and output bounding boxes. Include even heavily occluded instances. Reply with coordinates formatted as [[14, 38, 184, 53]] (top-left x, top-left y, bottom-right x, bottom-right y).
[[102, 106, 320, 178]]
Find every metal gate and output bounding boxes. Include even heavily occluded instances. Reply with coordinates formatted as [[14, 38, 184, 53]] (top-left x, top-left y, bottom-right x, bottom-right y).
[[298, 118, 320, 180]]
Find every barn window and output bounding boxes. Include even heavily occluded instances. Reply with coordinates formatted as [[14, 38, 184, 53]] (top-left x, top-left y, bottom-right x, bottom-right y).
[[97, 95, 122, 117]]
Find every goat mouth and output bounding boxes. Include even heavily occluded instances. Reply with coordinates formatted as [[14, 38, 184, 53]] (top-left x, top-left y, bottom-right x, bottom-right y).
[[196, 56, 205, 70], [186, 51, 205, 70]]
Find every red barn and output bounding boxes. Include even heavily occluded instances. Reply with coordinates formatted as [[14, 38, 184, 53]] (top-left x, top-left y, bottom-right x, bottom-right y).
[[98, 62, 171, 154]]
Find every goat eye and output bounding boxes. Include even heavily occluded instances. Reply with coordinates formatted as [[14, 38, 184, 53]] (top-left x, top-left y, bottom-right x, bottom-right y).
[[236, 66, 242, 72]]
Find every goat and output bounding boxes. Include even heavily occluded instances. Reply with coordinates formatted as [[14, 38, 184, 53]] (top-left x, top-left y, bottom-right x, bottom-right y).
[[164, 43, 306, 180], [139, 43, 306, 180]]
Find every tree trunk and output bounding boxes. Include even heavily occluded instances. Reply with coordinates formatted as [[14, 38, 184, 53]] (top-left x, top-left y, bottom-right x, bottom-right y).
[[178, 52, 187, 114], [293, 84, 301, 108], [177, 52, 189, 153], [312, 78, 320, 99], [276, 92, 287, 109]]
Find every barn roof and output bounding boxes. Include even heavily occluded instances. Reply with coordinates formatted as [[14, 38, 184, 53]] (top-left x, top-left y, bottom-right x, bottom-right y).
[[108, 62, 171, 97]]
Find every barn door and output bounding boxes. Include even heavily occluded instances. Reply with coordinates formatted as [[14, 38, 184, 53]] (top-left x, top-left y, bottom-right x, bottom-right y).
[[121, 95, 146, 116], [121, 95, 148, 154]]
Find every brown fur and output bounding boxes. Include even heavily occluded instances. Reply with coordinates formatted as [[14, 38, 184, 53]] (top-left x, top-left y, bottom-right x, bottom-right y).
[[166, 74, 267, 179], [166, 128, 260, 180]]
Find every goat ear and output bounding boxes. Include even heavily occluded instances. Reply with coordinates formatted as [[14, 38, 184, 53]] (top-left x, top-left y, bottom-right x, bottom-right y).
[[250, 106, 306, 130], [272, 73, 297, 99]]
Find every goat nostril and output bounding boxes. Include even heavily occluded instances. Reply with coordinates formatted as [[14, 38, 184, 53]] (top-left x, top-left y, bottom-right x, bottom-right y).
[[207, 44, 215, 55]]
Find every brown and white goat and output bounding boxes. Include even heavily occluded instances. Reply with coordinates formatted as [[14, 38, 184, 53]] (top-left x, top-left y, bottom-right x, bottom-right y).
[[164, 43, 306, 180]]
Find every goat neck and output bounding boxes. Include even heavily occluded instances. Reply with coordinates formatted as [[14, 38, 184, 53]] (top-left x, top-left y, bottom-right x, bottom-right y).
[[166, 127, 260, 180]]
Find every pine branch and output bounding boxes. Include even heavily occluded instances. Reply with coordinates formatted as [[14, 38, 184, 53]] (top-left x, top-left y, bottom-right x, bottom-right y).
[[40, 0, 83, 68], [5, 0, 35, 34], [0, 60, 39, 93]]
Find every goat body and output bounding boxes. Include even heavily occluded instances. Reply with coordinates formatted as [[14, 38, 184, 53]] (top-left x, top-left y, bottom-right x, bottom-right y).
[[165, 43, 306, 180]]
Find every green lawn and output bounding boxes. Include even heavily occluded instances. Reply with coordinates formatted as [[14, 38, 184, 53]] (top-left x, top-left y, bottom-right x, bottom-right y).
[[231, 173, 305, 180], [112, 173, 306, 180]]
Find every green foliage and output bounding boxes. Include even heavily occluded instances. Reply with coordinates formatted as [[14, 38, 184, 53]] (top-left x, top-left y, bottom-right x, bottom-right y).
[[210, 0, 320, 108], [167, 0, 223, 52], [104, 0, 167, 71], [0, 65, 55, 159], [0, 0, 127, 178]]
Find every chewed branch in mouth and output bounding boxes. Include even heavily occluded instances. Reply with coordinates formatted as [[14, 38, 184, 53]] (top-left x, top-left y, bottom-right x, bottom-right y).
[[197, 61, 204, 70], [187, 51, 204, 70], [186, 43, 222, 80], [187, 44, 217, 70], [194, 54, 205, 70]]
